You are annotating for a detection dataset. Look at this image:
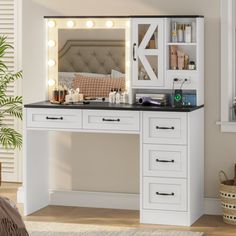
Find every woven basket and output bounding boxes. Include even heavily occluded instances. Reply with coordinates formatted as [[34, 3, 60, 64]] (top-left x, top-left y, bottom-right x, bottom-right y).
[[219, 171, 236, 225]]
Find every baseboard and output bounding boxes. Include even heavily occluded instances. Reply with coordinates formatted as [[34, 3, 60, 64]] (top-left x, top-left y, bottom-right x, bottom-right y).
[[49, 189, 140, 210], [18, 188, 223, 215], [204, 197, 222, 215]]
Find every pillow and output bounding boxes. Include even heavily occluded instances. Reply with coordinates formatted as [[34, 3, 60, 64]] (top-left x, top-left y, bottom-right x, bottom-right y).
[[111, 69, 125, 78], [59, 72, 111, 88], [72, 74, 125, 98]]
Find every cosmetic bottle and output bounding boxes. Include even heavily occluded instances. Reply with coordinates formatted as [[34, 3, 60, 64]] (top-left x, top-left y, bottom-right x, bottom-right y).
[[109, 89, 114, 103], [121, 90, 128, 104], [177, 24, 184, 42], [52, 86, 59, 102], [170, 45, 178, 70], [115, 89, 121, 104], [171, 21, 178, 42], [58, 85, 65, 103], [177, 50, 185, 70], [184, 54, 189, 70], [184, 24, 192, 43]]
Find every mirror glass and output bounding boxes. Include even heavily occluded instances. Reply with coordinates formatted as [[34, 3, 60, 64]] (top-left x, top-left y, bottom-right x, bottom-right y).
[[58, 29, 126, 98]]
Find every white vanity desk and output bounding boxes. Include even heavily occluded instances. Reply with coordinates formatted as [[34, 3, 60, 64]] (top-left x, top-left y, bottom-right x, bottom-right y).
[[24, 102, 204, 226]]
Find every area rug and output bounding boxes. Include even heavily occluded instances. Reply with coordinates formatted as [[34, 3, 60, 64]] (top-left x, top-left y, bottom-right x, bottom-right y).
[[25, 221, 204, 236]]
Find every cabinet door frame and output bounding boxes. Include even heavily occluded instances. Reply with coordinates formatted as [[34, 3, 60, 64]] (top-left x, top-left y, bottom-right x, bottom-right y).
[[131, 18, 165, 88]]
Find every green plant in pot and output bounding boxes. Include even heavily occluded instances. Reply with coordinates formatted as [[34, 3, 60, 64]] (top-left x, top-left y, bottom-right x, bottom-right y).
[[0, 36, 22, 183]]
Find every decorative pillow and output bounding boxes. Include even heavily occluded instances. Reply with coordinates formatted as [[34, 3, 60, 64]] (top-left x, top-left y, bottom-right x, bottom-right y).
[[111, 69, 125, 78], [72, 74, 125, 98]]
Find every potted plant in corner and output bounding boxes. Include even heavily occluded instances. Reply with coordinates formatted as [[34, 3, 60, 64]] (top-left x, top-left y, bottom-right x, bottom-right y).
[[0, 36, 23, 185]]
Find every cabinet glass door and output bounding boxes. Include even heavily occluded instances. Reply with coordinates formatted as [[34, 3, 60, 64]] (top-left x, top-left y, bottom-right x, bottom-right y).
[[132, 18, 164, 87]]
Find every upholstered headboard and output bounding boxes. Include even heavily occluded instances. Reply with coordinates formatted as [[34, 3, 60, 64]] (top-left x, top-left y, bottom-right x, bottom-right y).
[[58, 40, 125, 74]]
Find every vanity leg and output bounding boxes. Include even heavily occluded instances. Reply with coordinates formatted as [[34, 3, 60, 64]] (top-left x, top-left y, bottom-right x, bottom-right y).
[[23, 129, 49, 215]]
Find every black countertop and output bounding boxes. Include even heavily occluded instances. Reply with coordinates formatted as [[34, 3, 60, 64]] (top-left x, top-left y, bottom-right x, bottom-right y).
[[24, 101, 204, 112], [44, 15, 204, 19]]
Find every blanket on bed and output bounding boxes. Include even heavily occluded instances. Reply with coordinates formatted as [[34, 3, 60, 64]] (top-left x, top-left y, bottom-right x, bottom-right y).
[[0, 197, 28, 236]]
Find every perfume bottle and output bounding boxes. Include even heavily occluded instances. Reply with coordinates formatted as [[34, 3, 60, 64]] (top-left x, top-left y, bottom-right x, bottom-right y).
[[171, 21, 178, 43], [177, 24, 184, 42]]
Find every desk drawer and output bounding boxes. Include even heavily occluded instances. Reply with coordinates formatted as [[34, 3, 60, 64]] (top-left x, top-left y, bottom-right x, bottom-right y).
[[83, 110, 139, 131], [143, 177, 187, 211], [143, 144, 187, 178], [143, 112, 187, 145], [26, 108, 82, 129]]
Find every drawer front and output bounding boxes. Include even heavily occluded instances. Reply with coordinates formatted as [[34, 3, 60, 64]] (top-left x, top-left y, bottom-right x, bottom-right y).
[[143, 112, 187, 145], [143, 144, 187, 178], [83, 110, 140, 131], [27, 108, 82, 129], [143, 177, 187, 211]]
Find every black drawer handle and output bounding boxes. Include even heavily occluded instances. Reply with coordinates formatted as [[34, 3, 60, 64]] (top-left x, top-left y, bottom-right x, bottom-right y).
[[156, 126, 175, 130], [133, 43, 137, 61], [102, 118, 120, 122], [46, 116, 63, 120], [156, 159, 175, 163], [156, 192, 175, 196]]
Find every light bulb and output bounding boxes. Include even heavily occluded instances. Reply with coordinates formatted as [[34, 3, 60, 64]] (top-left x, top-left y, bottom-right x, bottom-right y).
[[48, 40, 56, 48], [106, 20, 114, 28], [48, 79, 56, 86], [48, 59, 56, 67], [67, 20, 75, 28], [48, 20, 56, 28], [86, 20, 94, 28]]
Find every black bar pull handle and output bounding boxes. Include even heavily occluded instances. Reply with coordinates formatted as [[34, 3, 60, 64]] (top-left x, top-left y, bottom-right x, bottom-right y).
[[156, 126, 175, 130], [133, 43, 137, 61], [102, 118, 120, 122], [46, 116, 63, 120], [156, 192, 175, 196], [156, 159, 175, 163]]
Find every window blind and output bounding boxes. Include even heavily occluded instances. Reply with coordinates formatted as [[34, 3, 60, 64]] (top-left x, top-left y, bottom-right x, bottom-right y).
[[0, 0, 20, 182]]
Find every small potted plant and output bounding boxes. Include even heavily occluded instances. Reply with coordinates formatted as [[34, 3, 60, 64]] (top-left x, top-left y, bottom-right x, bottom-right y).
[[0, 36, 23, 184]]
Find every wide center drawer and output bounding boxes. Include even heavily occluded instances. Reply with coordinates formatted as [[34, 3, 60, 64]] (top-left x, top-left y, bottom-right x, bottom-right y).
[[83, 110, 140, 131], [143, 144, 187, 178], [143, 177, 187, 211], [26, 108, 82, 129], [143, 112, 187, 145]]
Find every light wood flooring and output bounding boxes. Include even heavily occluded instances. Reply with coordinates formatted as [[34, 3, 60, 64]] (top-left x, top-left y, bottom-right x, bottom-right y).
[[0, 183, 236, 236]]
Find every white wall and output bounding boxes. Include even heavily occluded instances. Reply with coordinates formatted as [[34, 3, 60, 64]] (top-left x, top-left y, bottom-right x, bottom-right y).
[[23, 0, 235, 198]]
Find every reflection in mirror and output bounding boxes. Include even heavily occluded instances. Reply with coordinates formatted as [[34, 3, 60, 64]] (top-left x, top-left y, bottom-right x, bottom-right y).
[[58, 29, 126, 98]]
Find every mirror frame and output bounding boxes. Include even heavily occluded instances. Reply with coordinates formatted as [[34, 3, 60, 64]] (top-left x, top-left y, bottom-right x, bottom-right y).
[[46, 17, 131, 101]]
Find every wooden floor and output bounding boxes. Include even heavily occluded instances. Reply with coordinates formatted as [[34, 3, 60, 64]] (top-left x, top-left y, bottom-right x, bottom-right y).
[[0, 183, 236, 235]]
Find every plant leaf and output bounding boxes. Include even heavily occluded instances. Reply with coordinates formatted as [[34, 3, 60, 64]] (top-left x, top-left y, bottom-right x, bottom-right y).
[[0, 127, 22, 149]]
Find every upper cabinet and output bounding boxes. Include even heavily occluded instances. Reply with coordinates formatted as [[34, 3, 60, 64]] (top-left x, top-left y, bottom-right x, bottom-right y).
[[131, 17, 204, 106], [132, 18, 164, 88]]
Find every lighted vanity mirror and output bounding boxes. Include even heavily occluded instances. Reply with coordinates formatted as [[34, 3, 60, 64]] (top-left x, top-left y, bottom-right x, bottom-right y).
[[46, 18, 131, 100]]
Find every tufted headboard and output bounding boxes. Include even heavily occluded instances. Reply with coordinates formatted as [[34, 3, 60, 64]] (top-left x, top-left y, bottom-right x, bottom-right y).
[[58, 40, 125, 74]]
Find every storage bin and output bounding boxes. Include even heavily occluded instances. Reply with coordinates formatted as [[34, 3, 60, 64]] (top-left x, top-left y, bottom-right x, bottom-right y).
[[219, 171, 236, 225]]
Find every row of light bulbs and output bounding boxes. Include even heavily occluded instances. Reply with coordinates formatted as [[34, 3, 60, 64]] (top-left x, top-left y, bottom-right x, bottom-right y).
[[48, 20, 114, 29]]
